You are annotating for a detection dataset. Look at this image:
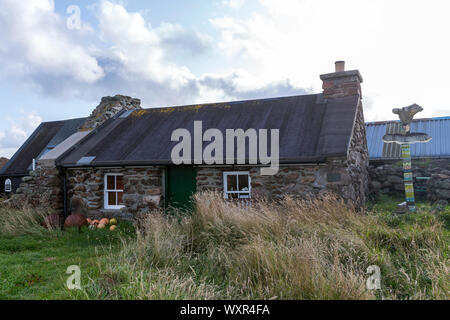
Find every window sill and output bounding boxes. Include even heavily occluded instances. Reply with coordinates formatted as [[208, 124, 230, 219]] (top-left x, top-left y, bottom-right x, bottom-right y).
[[103, 206, 125, 211]]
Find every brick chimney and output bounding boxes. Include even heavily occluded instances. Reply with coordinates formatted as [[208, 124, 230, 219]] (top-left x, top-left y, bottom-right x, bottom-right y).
[[320, 61, 363, 99], [79, 95, 142, 131]]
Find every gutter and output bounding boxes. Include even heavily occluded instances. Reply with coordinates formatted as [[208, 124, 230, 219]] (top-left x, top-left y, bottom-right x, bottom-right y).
[[369, 156, 450, 161], [58, 156, 330, 169]]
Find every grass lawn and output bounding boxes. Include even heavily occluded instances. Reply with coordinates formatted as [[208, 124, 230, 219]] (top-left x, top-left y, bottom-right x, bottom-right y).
[[0, 223, 135, 299], [0, 193, 448, 300]]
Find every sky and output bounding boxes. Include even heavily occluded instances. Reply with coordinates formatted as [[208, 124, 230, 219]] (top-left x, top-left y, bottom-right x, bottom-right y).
[[0, 0, 449, 158]]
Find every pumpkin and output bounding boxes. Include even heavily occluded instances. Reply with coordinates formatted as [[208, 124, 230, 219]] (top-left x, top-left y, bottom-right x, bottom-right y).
[[109, 218, 117, 225], [93, 220, 100, 224], [86, 218, 92, 224], [97, 223, 106, 229], [100, 218, 109, 225], [109, 225, 117, 231]]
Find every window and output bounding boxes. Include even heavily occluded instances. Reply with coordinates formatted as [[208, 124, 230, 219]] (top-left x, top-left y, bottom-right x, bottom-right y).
[[223, 172, 251, 199], [104, 174, 124, 209], [4, 179, 12, 193]]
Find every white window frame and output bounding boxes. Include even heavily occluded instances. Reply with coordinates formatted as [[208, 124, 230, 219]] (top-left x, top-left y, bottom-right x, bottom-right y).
[[104, 174, 125, 210], [223, 171, 251, 199], [4, 179, 12, 193]]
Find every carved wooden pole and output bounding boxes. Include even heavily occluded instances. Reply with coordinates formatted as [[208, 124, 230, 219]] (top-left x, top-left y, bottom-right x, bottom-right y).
[[401, 144, 416, 212], [383, 104, 432, 213]]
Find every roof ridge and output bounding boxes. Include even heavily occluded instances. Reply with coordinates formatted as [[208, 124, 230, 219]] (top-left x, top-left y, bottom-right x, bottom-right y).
[[365, 116, 450, 125], [40, 116, 88, 124], [141, 93, 319, 111]]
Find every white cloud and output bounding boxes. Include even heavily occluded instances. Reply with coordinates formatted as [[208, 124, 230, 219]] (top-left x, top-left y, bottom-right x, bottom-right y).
[[76, 1, 307, 107], [0, 0, 104, 84], [1, 0, 449, 123], [97, 0, 197, 88], [197, 69, 308, 103], [0, 112, 42, 158], [223, 0, 246, 9], [211, 0, 450, 121], [0, 0, 311, 109]]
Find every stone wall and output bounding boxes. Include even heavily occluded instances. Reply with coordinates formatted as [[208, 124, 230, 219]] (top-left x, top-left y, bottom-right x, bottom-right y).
[[66, 167, 163, 220], [65, 160, 364, 219], [5, 161, 63, 212], [427, 173, 450, 202], [369, 158, 450, 201], [345, 102, 369, 207], [196, 162, 361, 204]]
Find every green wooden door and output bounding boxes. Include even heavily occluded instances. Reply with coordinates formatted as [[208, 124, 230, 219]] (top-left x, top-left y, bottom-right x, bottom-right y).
[[166, 166, 197, 211]]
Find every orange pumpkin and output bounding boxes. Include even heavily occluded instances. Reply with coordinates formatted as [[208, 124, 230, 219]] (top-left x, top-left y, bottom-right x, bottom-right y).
[[86, 218, 92, 224], [100, 218, 109, 225], [109, 225, 116, 231]]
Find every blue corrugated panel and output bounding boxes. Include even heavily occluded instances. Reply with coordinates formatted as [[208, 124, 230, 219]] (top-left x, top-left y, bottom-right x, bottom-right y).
[[365, 122, 386, 159], [365, 117, 450, 159]]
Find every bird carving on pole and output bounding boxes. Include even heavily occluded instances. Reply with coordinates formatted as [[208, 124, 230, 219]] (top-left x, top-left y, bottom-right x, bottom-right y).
[[392, 103, 423, 134], [383, 104, 431, 144]]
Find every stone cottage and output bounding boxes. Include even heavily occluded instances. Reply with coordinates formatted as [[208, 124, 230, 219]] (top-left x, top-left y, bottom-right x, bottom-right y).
[[2, 62, 369, 219]]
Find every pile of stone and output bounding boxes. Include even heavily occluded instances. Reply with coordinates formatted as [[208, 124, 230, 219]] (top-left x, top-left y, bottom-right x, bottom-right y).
[[79, 95, 141, 130]]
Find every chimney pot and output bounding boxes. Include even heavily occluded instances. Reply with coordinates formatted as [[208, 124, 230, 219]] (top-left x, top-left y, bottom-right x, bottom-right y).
[[335, 61, 345, 72]]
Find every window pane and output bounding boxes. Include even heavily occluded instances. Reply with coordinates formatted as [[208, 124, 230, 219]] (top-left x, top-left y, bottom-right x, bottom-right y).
[[5, 179, 11, 192], [117, 192, 123, 205], [116, 176, 124, 190], [227, 175, 237, 191], [108, 191, 117, 206], [238, 193, 250, 199], [238, 175, 249, 191], [107, 175, 115, 190]]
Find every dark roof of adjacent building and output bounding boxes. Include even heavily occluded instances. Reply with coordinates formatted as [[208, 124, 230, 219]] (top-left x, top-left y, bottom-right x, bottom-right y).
[[0, 117, 86, 176], [366, 116, 450, 160], [57, 94, 360, 167]]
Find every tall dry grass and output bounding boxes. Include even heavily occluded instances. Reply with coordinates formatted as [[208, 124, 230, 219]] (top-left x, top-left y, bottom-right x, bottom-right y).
[[0, 202, 55, 235], [82, 191, 448, 300]]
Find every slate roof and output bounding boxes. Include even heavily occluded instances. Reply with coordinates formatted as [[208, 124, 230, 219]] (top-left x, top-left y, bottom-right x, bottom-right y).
[[57, 94, 360, 167], [0, 117, 86, 176], [366, 117, 450, 160]]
